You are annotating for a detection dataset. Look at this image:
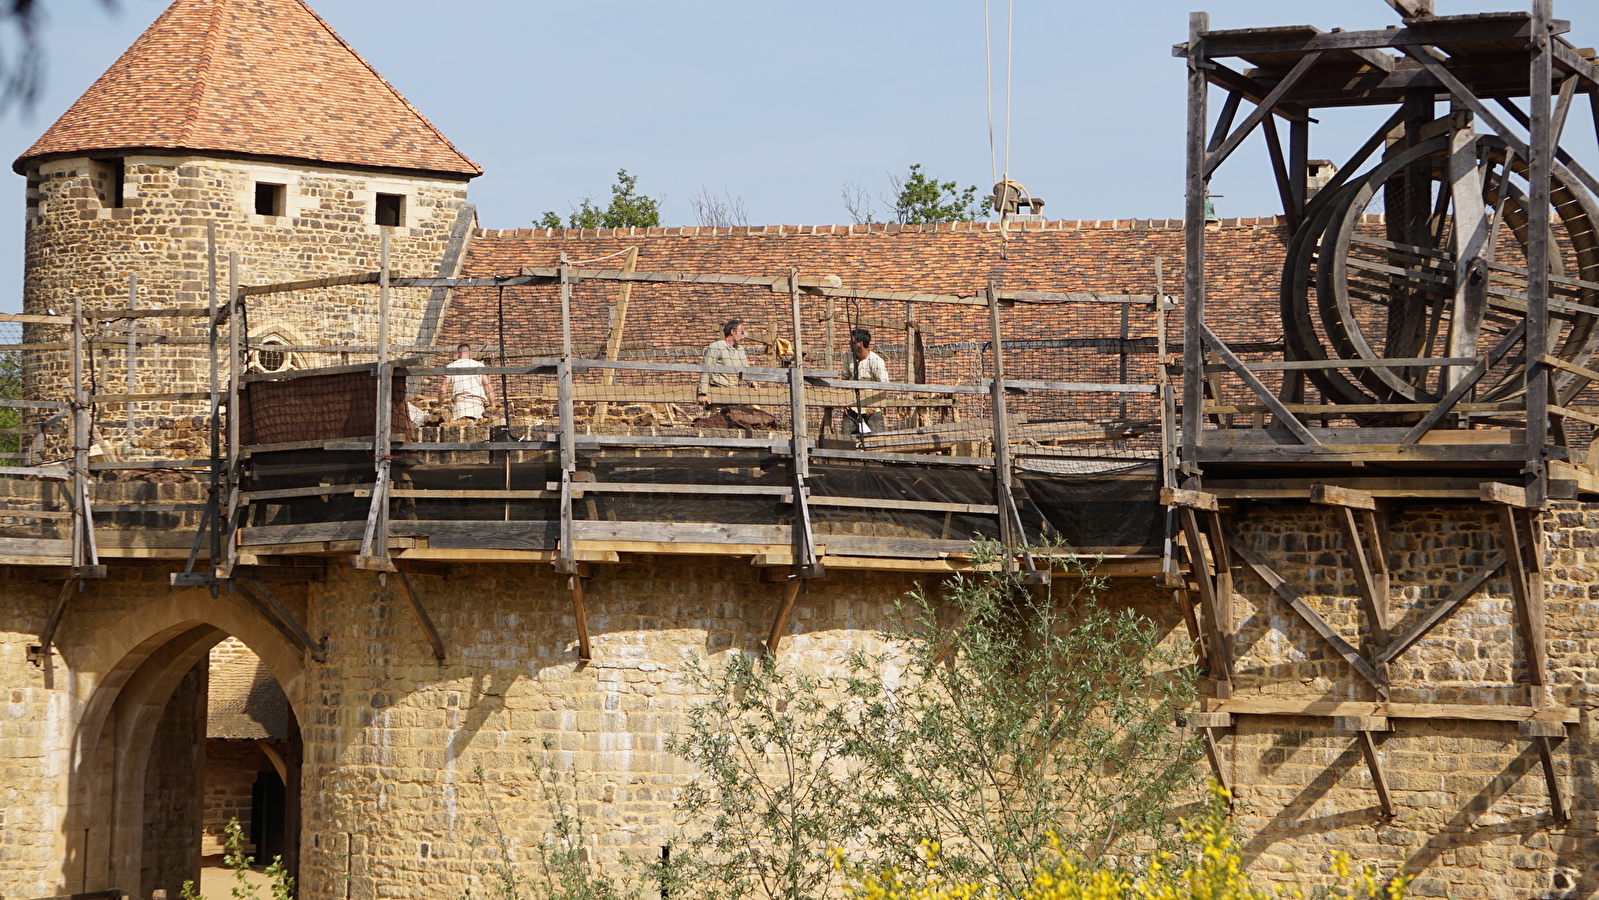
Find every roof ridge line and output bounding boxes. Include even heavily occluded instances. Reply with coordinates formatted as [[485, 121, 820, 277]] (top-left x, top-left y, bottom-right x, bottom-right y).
[[180, 0, 226, 146], [477, 216, 1295, 239], [293, 0, 480, 175]]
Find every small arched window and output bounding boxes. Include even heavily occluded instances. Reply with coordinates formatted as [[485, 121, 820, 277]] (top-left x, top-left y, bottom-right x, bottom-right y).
[[248, 335, 296, 374]]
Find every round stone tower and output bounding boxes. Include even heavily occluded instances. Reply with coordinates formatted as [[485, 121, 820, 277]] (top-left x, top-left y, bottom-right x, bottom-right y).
[[12, 0, 481, 450]]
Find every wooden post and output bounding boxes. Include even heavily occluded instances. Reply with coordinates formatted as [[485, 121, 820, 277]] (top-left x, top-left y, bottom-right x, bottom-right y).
[[1182, 12, 1210, 482], [987, 282, 1017, 547], [593, 246, 639, 426], [1157, 258, 1177, 490], [367, 234, 394, 565], [124, 274, 137, 455], [555, 358, 578, 571], [559, 256, 573, 358], [824, 297, 835, 370], [221, 254, 243, 576], [69, 295, 87, 570], [1526, 0, 1554, 504], [207, 220, 223, 569], [789, 270, 818, 575]]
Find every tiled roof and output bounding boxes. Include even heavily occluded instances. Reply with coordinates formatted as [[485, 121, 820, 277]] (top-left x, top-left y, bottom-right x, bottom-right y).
[[451, 217, 1296, 358], [13, 0, 480, 177]]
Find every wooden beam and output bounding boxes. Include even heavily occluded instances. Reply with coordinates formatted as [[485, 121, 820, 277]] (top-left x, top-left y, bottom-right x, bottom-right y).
[[1309, 484, 1377, 510], [1225, 534, 1388, 692], [237, 579, 326, 663], [1201, 727, 1231, 796], [1480, 482, 1534, 508], [1210, 697, 1578, 723], [1162, 487, 1219, 511], [31, 577, 78, 662], [1379, 552, 1506, 664], [1335, 506, 1389, 646], [392, 570, 446, 661]]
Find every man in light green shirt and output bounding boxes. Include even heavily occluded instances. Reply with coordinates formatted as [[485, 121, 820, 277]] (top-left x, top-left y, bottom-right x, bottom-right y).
[[697, 319, 749, 405]]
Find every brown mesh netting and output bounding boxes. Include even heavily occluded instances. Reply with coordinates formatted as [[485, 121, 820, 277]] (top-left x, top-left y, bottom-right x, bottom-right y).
[[240, 372, 416, 445]]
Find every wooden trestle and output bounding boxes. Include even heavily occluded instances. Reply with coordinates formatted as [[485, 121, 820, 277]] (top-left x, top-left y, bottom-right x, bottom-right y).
[[1174, 0, 1596, 822]]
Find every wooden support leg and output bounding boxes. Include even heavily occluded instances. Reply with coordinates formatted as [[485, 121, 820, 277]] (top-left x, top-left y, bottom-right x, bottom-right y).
[[569, 567, 593, 662], [1180, 508, 1232, 697], [1174, 587, 1209, 672], [1527, 725, 1570, 824], [1497, 506, 1549, 703], [1201, 727, 1231, 797], [1356, 730, 1396, 819], [392, 570, 446, 661], [764, 577, 804, 655]]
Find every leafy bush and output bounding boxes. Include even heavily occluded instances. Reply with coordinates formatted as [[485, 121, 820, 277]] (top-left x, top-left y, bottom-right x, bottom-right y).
[[664, 546, 1200, 900]]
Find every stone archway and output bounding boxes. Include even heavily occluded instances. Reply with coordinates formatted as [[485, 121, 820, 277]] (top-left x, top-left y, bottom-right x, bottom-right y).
[[60, 588, 307, 897]]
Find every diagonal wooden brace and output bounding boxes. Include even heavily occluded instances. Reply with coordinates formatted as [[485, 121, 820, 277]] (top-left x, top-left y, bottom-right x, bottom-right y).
[[30, 577, 80, 664], [236, 579, 327, 663], [763, 576, 805, 655], [1201, 324, 1321, 445], [1336, 716, 1395, 818], [392, 570, 446, 661], [1227, 534, 1389, 694], [1379, 553, 1506, 664], [1522, 721, 1570, 824]]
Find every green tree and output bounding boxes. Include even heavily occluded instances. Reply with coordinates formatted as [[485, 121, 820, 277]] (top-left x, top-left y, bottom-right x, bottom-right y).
[[538, 169, 661, 230], [0, 351, 21, 458], [663, 545, 1200, 900], [889, 164, 991, 224]]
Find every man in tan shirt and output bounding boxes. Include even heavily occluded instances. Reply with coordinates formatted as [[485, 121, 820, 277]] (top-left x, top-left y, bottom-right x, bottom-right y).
[[696, 319, 749, 405]]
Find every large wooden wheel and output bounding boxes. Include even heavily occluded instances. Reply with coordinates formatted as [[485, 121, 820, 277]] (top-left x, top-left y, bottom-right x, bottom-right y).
[[1280, 132, 1599, 408]]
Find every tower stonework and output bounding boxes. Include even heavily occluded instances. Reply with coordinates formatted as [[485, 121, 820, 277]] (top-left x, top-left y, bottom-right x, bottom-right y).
[[13, 0, 479, 448]]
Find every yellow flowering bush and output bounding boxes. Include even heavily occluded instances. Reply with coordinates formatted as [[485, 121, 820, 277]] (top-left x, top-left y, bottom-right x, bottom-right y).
[[836, 786, 1408, 900]]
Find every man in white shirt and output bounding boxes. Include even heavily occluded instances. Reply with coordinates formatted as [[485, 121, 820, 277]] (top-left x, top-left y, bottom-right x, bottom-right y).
[[841, 328, 889, 435], [438, 343, 496, 421]]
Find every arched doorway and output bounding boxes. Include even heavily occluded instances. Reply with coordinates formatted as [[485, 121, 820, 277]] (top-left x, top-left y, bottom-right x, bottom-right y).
[[62, 592, 305, 898]]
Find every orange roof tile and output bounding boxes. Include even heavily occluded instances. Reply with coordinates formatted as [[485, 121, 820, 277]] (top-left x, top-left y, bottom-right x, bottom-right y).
[[13, 0, 480, 177]]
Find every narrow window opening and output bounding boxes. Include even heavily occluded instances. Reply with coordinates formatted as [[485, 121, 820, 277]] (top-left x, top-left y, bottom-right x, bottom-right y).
[[254, 183, 285, 217], [89, 158, 125, 208], [375, 193, 404, 227]]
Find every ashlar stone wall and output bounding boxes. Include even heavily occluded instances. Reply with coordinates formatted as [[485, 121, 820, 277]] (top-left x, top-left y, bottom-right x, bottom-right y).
[[2, 502, 1599, 899]]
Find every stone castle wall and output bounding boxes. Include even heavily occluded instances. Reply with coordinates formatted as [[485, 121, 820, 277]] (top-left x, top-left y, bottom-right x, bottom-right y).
[[1, 501, 1598, 899], [19, 153, 470, 457]]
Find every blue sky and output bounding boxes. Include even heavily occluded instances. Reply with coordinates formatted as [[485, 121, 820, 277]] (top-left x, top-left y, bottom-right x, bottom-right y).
[[4, 0, 1599, 313]]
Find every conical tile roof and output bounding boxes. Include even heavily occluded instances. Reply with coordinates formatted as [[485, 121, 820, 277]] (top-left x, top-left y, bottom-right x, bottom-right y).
[[14, 0, 480, 177]]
